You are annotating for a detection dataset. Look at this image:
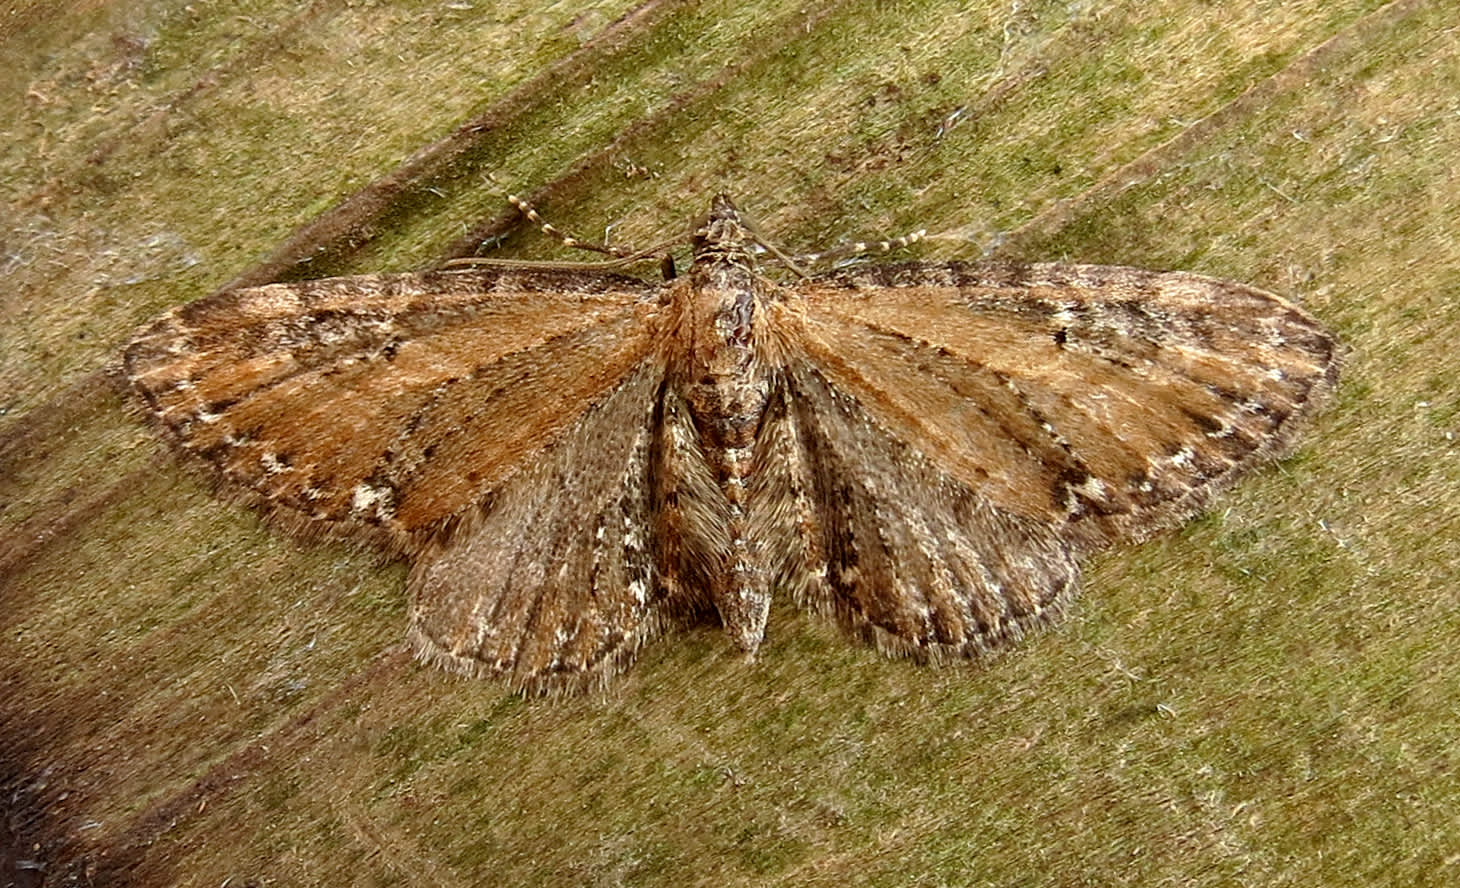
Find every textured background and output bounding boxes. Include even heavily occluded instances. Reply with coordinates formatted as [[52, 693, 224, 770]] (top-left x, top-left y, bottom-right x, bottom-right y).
[[2, 0, 1456, 884]]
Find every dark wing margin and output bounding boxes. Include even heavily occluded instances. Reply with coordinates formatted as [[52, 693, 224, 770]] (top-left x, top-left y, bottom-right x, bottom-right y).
[[779, 261, 1340, 550], [122, 268, 665, 556], [406, 359, 669, 695]]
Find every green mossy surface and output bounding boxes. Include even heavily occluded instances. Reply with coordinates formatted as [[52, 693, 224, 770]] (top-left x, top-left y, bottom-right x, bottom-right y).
[[2, 0, 1455, 885]]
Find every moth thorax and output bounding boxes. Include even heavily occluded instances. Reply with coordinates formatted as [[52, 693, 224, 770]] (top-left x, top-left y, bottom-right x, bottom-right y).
[[679, 285, 771, 451]]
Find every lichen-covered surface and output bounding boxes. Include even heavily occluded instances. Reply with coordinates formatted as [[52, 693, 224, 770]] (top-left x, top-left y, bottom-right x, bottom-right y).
[[3, 1, 1456, 884]]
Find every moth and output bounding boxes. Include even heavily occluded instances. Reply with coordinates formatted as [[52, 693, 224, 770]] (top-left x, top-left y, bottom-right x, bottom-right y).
[[123, 195, 1339, 693]]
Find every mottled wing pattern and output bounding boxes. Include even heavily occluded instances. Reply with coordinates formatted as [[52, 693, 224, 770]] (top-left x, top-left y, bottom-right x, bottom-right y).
[[125, 267, 680, 691], [123, 196, 1341, 689], [777, 262, 1339, 552], [123, 268, 666, 554], [648, 383, 736, 621], [753, 260, 1337, 657], [751, 365, 1080, 658], [406, 360, 667, 693]]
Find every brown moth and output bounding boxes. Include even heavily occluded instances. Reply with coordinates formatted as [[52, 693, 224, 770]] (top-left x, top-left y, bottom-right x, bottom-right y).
[[123, 195, 1339, 694]]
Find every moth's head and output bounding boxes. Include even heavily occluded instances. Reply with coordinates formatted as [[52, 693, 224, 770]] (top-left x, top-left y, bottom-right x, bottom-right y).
[[707, 193, 741, 221], [693, 194, 754, 260]]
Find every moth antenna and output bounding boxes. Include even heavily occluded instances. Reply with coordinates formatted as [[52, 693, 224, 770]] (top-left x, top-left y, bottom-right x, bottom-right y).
[[444, 194, 690, 275], [790, 228, 927, 267], [506, 193, 642, 260]]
